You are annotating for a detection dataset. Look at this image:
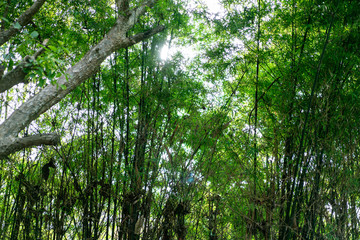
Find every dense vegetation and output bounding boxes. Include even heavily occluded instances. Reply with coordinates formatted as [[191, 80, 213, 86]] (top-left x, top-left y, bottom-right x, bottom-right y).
[[0, 0, 359, 239]]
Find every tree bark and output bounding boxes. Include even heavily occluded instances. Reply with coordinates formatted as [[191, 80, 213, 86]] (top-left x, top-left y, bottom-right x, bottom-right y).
[[0, 0, 164, 159], [0, 39, 49, 93]]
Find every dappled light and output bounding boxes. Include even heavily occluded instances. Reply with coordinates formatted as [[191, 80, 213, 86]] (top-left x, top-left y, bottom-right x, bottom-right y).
[[0, 0, 359, 239]]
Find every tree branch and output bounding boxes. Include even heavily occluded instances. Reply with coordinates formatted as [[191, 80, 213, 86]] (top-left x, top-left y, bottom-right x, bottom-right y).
[[128, 25, 165, 44], [116, 0, 130, 13], [0, 133, 60, 159], [0, 39, 49, 93], [0, 1, 163, 157], [0, 64, 4, 79], [0, 23, 164, 141], [0, 0, 46, 46], [126, 0, 156, 28]]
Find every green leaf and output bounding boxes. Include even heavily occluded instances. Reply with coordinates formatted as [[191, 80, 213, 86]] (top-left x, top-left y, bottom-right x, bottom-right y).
[[30, 31, 39, 38], [60, 84, 67, 90], [13, 22, 21, 29], [38, 78, 45, 87], [29, 73, 36, 78], [35, 66, 44, 76], [0, 17, 9, 24], [48, 45, 58, 52]]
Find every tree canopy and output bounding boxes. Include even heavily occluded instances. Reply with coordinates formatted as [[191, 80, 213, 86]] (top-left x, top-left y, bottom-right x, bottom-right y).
[[0, 0, 359, 239]]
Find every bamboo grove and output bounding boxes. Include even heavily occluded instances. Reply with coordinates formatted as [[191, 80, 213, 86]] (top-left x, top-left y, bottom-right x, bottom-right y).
[[0, 0, 359, 239]]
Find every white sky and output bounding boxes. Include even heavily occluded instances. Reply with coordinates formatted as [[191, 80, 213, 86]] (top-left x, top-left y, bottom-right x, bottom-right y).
[[205, 0, 222, 15]]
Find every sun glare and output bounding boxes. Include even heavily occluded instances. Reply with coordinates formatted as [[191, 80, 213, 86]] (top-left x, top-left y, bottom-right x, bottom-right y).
[[160, 0, 223, 62], [160, 44, 169, 61]]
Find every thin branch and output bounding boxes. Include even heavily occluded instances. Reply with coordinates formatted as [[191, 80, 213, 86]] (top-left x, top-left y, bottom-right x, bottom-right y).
[[127, 25, 165, 44], [0, 39, 49, 93], [0, 0, 47, 46], [288, 15, 334, 228], [249, 77, 280, 119]]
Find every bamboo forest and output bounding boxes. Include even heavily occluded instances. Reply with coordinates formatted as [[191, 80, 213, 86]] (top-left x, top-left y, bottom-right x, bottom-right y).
[[0, 0, 359, 239]]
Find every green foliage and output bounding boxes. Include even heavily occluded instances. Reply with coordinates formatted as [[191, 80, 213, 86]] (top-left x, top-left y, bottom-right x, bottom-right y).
[[1, 0, 360, 239]]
